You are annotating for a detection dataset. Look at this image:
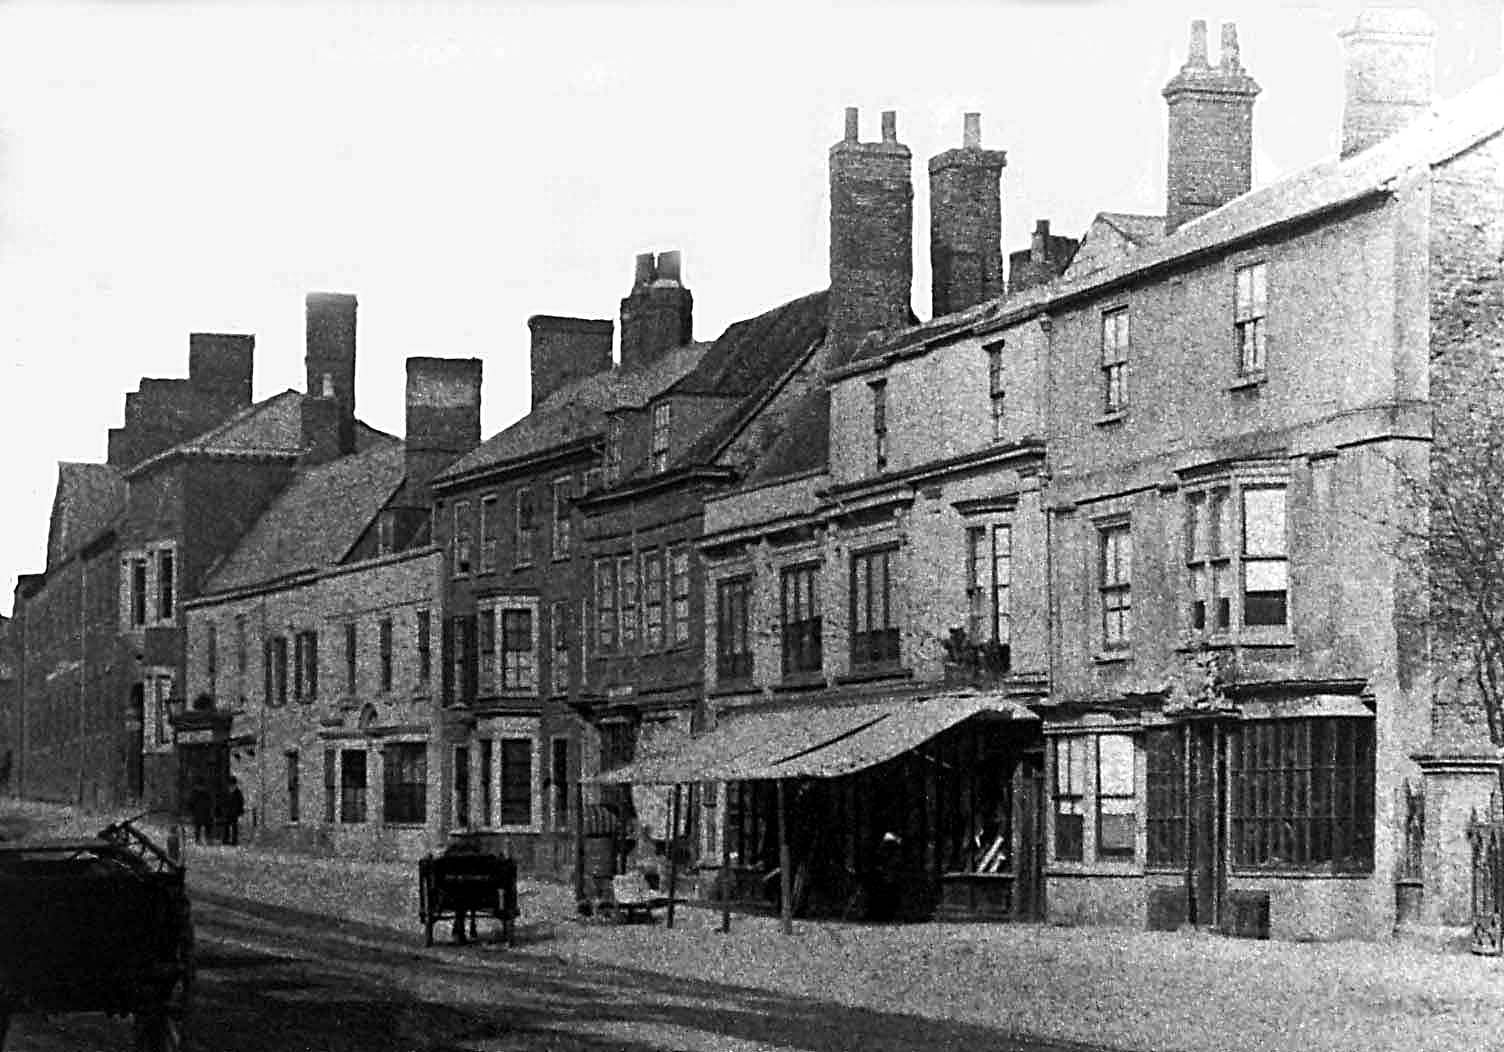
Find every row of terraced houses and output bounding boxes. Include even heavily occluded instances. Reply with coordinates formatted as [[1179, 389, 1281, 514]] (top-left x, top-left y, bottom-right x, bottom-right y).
[[4, 8, 1504, 941]]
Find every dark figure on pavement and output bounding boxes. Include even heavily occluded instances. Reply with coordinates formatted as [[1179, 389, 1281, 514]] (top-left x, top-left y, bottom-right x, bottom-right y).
[[188, 778, 213, 844], [867, 831, 904, 922], [223, 776, 245, 846]]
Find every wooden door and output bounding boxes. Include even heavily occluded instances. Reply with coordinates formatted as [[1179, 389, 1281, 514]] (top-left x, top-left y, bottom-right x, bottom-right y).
[[1013, 753, 1046, 921]]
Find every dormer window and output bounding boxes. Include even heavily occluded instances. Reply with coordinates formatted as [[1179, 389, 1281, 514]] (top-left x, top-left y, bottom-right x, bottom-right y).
[[651, 403, 671, 474]]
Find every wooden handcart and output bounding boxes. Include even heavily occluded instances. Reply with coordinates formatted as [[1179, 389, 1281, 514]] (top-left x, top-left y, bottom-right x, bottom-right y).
[[0, 818, 193, 1052], [418, 849, 518, 947]]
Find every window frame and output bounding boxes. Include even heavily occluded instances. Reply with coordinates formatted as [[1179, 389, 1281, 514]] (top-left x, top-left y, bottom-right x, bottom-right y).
[[479, 494, 499, 573], [1099, 521, 1132, 652], [551, 476, 573, 561], [605, 415, 623, 485], [339, 748, 368, 824], [849, 545, 900, 671], [1052, 736, 1086, 862], [643, 549, 665, 650], [1234, 260, 1268, 376], [285, 750, 300, 824], [670, 547, 692, 645], [716, 575, 754, 686], [514, 486, 536, 569], [870, 378, 888, 472], [779, 562, 823, 679], [965, 524, 1012, 647], [416, 609, 432, 688], [650, 402, 672, 474], [985, 341, 1006, 441], [499, 736, 536, 829], [1094, 733, 1137, 860], [1182, 477, 1289, 638], [595, 558, 619, 651], [452, 499, 473, 577], [382, 741, 427, 826], [1101, 306, 1130, 414]]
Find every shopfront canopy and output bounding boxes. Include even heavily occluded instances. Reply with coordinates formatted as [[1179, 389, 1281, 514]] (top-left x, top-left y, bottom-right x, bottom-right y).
[[590, 691, 1037, 786]]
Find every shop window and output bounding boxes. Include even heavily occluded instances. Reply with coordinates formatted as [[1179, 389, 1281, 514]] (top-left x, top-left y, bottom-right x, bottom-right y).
[[1096, 734, 1136, 859], [285, 750, 300, 824], [500, 738, 533, 827], [1228, 718, 1374, 872], [1145, 727, 1186, 868], [383, 742, 427, 825], [1053, 737, 1086, 862], [453, 745, 470, 828], [340, 749, 367, 823]]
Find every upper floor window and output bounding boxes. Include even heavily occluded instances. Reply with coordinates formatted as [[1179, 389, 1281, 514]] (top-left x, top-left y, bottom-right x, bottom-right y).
[[383, 742, 427, 825], [478, 609, 497, 695], [376, 511, 395, 557], [1184, 481, 1288, 635], [379, 617, 394, 693], [452, 500, 473, 577], [551, 477, 573, 561], [1242, 486, 1288, 627], [1096, 734, 1136, 859], [643, 550, 665, 649], [1235, 262, 1268, 375], [234, 614, 248, 693], [344, 622, 358, 695], [1099, 522, 1132, 651], [1101, 307, 1129, 414], [651, 402, 672, 474], [416, 609, 432, 687], [121, 543, 177, 630], [205, 623, 218, 688], [293, 629, 318, 702], [501, 608, 535, 690], [716, 576, 753, 684], [605, 416, 623, 485], [850, 546, 899, 669], [480, 495, 499, 574], [264, 635, 289, 708], [514, 487, 536, 568], [595, 559, 619, 651], [870, 379, 888, 472], [619, 554, 640, 650], [965, 525, 1011, 647], [986, 343, 1005, 441], [670, 548, 692, 645], [780, 563, 822, 678]]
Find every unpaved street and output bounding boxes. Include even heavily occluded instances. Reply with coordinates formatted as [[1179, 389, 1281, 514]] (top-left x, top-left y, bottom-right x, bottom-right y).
[[5, 889, 1101, 1052]]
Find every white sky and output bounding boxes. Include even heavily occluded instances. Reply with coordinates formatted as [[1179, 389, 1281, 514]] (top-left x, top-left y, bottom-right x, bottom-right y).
[[0, 1, 1386, 614]]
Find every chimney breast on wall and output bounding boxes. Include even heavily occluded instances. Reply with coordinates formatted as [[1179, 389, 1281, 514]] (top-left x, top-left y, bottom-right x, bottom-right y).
[[829, 106, 914, 357], [619, 251, 693, 370], [928, 111, 1007, 318], [304, 292, 358, 456], [1162, 20, 1260, 233], [1340, 8, 1436, 159], [529, 315, 614, 408]]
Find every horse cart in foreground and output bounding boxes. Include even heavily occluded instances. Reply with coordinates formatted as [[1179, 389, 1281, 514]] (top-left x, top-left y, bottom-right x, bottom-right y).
[[0, 818, 193, 1051], [418, 845, 519, 947]]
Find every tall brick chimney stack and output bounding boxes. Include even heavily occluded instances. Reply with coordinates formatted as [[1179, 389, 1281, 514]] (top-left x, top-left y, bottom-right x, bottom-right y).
[[1163, 20, 1260, 233], [303, 292, 358, 462], [1339, 8, 1436, 159], [829, 107, 913, 355], [529, 315, 614, 409], [619, 251, 693, 370], [928, 112, 1007, 318], [405, 357, 482, 508]]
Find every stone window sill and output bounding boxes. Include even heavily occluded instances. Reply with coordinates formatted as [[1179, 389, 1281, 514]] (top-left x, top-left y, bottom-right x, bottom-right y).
[[1228, 370, 1266, 392], [1094, 410, 1126, 428], [1093, 649, 1132, 665]]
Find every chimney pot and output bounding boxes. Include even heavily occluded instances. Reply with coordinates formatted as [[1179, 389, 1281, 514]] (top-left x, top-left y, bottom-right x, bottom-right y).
[[633, 252, 655, 288], [1220, 22, 1242, 71], [963, 112, 982, 149], [1187, 19, 1210, 68], [655, 250, 682, 285], [881, 110, 897, 143], [844, 107, 859, 142]]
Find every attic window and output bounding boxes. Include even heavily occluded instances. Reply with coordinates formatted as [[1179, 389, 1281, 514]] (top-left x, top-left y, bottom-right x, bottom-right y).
[[321, 372, 335, 398], [651, 403, 671, 474]]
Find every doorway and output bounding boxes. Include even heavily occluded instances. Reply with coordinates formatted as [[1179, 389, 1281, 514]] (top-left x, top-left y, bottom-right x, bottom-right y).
[[1185, 721, 1227, 929]]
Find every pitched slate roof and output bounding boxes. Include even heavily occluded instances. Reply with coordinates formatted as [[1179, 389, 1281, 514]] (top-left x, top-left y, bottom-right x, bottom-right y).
[[671, 290, 830, 468], [742, 385, 831, 487], [203, 441, 405, 594], [836, 72, 1504, 377], [124, 390, 393, 478], [1097, 212, 1164, 246], [436, 342, 708, 483], [46, 462, 126, 568]]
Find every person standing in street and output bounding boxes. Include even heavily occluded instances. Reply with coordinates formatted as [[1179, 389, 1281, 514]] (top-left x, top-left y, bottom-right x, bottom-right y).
[[188, 778, 212, 844], [223, 776, 245, 846]]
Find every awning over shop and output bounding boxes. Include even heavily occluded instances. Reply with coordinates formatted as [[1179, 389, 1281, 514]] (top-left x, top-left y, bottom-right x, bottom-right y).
[[1238, 694, 1374, 720], [591, 691, 1037, 786]]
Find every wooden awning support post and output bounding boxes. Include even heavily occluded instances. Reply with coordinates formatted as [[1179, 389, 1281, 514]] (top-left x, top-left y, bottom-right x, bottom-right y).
[[777, 777, 793, 935], [666, 783, 682, 929], [720, 780, 733, 934]]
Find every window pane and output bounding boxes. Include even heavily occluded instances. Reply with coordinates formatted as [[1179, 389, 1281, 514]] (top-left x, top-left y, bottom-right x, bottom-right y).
[[1243, 488, 1286, 556], [1245, 560, 1288, 592], [1098, 735, 1134, 795]]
